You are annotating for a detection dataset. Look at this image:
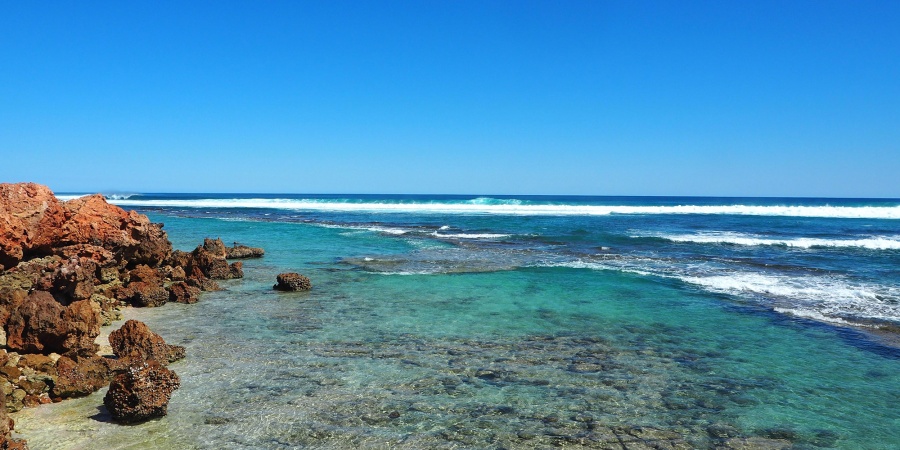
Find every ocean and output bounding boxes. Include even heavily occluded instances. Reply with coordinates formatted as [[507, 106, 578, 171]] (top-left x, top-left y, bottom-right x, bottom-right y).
[[14, 194, 900, 449]]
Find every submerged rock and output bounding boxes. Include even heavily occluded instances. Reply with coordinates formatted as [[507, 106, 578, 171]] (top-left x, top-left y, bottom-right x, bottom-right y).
[[226, 244, 264, 259], [103, 360, 180, 424], [109, 320, 185, 365], [273, 272, 312, 291]]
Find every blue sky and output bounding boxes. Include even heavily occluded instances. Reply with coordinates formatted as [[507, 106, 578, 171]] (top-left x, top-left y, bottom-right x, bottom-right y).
[[1, 1, 898, 197]]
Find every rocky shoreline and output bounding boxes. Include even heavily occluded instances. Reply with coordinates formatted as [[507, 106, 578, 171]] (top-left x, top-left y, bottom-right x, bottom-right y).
[[0, 182, 259, 448]]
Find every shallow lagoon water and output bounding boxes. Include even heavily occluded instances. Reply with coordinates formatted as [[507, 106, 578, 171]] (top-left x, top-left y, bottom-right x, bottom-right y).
[[14, 203, 900, 449]]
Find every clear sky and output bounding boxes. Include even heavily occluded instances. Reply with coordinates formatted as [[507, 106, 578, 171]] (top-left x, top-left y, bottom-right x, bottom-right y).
[[1, 1, 898, 197]]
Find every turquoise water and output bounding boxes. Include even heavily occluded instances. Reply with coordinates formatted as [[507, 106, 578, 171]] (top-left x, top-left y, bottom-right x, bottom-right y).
[[14, 195, 900, 449]]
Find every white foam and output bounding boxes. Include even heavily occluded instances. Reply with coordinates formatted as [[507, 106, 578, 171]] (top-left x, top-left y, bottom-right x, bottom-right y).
[[431, 232, 510, 239], [651, 232, 900, 250], [315, 223, 410, 235], [772, 307, 875, 327], [543, 259, 900, 322], [54, 194, 87, 201], [94, 197, 900, 219]]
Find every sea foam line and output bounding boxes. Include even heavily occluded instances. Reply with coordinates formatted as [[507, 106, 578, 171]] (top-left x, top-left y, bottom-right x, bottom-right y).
[[55, 196, 900, 219], [544, 260, 900, 322], [646, 232, 900, 250]]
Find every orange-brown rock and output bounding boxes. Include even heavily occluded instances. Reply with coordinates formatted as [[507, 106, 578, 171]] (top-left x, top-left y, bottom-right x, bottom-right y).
[[17, 354, 56, 375], [51, 353, 111, 399], [167, 282, 200, 304], [108, 320, 185, 365], [0, 183, 68, 269], [185, 277, 221, 292], [127, 265, 161, 284], [176, 238, 243, 280], [50, 244, 117, 269], [118, 281, 168, 307], [0, 183, 172, 269], [50, 195, 172, 268], [5, 292, 101, 355], [103, 360, 180, 424]]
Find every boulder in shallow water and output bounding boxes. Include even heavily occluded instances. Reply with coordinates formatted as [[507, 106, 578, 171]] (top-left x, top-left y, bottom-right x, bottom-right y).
[[273, 272, 311, 291], [108, 320, 185, 365], [226, 244, 264, 259], [103, 360, 180, 424], [167, 281, 200, 304]]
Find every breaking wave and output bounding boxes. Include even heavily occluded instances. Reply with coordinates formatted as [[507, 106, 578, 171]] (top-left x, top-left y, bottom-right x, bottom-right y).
[[645, 232, 900, 250], [77, 197, 900, 219]]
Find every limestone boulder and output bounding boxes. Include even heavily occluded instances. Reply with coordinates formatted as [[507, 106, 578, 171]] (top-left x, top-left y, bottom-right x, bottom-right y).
[[167, 282, 200, 304], [5, 292, 101, 355], [103, 360, 180, 424], [273, 273, 312, 291], [226, 244, 264, 259], [51, 353, 111, 399], [108, 320, 185, 365]]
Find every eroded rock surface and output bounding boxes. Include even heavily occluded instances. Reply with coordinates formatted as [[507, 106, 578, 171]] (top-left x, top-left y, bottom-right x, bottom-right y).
[[226, 244, 264, 259], [273, 272, 311, 291], [103, 360, 180, 424], [108, 320, 185, 365]]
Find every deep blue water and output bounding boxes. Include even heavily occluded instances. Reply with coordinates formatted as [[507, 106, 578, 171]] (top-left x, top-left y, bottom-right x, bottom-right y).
[[17, 194, 900, 449]]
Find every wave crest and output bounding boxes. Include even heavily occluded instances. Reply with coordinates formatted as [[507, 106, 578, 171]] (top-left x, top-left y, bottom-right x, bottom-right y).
[[645, 232, 900, 250], [101, 197, 900, 219]]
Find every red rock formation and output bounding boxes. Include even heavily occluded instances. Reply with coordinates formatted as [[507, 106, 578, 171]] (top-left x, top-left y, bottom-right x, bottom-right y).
[[117, 282, 169, 307], [5, 292, 100, 354], [167, 282, 200, 304], [0, 183, 68, 269], [0, 184, 171, 269], [52, 195, 172, 268], [108, 320, 185, 365], [51, 353, 111, 399], [103, 360, 180, 424]]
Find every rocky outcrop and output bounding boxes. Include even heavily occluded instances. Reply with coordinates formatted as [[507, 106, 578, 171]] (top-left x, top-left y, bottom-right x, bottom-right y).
[[0, 183, 257, 436], [51, 353, 110, 399], [52, 194, 172, 268], [108, 320, 185, 365], [167, 282, 200, 304], [0, 183, 67, 270], [0, 184, 171, 270], [5, 292, 100, 355], [103, 360, 180, 424], [273, 273, 312, 291], [168, 238, 243, 284], [226, 244, 264, 259]]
